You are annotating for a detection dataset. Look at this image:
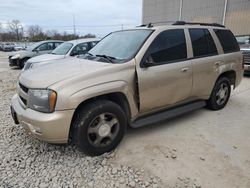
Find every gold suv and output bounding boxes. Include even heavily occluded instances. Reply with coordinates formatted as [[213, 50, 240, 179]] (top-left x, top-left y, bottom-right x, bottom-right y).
[[11, 22, 244, 156]]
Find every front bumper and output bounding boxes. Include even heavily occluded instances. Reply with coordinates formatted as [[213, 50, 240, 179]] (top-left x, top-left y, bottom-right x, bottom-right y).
[[10, 94, 75, 144], [9, 58, 20, 67]]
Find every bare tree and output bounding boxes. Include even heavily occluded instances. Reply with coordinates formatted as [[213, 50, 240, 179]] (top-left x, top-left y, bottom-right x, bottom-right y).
[[8, 20, 23, 41], [27, 25, 42, 38], [46, 29, 59, 38]]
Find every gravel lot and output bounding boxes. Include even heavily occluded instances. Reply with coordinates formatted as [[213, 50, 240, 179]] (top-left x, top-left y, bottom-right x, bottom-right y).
[[0, 51, 250, 188]]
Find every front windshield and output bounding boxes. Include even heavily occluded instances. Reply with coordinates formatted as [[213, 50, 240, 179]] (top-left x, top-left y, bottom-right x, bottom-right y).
[[52, 42, 73, 55], [87, 29, 153, 62]]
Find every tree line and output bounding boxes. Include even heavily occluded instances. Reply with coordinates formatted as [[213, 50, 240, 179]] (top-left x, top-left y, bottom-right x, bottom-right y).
[[0, 20, 96, 42]]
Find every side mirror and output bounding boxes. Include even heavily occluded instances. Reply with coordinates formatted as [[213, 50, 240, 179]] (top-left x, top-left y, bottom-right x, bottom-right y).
[[33, 49, 39, 53], [142, 56, 154, 67], [70, 52, 78, 56]]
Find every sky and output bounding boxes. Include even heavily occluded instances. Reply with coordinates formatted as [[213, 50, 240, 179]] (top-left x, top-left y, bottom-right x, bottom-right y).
[[0, 0, 142, 37]]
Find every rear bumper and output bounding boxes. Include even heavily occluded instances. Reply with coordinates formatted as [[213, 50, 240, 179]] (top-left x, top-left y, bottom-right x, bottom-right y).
[[10, 94, 75, 144]]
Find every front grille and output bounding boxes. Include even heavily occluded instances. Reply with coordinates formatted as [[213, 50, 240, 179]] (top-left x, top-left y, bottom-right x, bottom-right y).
[[19, 83, 29, 93], [20, 96, 27, 105], [242, 50, 250, 64]]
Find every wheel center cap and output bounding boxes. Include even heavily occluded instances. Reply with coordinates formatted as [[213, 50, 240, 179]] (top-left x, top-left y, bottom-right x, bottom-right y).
[[98, 124, 111, 137], [220, 90, 225, 99]]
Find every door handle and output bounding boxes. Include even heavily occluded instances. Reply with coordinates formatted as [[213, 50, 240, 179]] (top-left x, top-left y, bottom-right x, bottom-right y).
[[181, 67, 190, 72]]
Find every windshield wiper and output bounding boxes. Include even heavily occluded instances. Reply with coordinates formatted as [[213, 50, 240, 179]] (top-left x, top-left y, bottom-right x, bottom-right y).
[[96, 54, 116, 63], [86, 52, 93, 56]]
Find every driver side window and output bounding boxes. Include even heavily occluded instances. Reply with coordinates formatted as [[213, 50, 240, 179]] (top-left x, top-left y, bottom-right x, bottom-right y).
[[36, 42, 53, 51], [145, 29, 187, 65], [71, 43, 89, 56]]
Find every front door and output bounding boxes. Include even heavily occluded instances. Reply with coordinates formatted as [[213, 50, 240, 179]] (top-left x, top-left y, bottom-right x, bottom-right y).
[[136, 29, 192, 113]]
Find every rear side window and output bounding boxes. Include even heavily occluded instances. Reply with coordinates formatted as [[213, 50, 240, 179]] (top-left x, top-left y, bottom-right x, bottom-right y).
[[189, 29, 218, 58], [148, 29, 187, 64], [214, 29, 240, 53]]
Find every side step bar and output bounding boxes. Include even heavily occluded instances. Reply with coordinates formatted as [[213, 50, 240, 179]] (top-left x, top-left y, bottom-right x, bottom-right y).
[[131, 101, 206, 128]]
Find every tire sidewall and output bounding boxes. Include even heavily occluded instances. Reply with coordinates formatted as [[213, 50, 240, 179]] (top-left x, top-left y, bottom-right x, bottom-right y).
[[209, 77, 231, 110], [74, 101, 127, 156]]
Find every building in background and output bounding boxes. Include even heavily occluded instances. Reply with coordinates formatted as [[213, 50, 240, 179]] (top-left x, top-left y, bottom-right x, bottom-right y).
[[142, 0, 250, 35]]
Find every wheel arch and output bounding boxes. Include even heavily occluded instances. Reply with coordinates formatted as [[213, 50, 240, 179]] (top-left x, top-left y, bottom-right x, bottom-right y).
[[217, 70, 236, 87], [68, 92, 132, 142]]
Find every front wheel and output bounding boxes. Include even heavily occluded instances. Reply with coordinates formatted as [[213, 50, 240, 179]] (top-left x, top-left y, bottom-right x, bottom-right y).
[[72, 100, 127, 156], [207, 77, 231, 110]]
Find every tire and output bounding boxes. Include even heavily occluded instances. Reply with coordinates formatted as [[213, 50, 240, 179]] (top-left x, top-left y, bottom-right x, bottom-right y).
[[207, 77, 231, 110], [72, 100, 127, 156], [19, 58, 29, 69]]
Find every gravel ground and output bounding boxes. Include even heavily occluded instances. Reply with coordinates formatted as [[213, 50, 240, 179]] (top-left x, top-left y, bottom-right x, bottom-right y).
[[0, 54, 163, 188]]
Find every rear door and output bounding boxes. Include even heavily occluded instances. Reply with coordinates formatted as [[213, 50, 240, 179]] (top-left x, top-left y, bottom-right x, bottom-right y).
[[189, 28, 223, 98], [137, 29, 193, 113]]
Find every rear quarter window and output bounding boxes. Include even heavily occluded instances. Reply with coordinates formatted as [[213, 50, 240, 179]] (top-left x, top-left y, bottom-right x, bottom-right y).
[[214, 29, 240, 53], [189, 28, 218, 58]]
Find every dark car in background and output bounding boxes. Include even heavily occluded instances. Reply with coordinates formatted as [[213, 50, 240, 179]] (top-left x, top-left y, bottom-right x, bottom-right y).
[[9, 40, 63, 69], [236, 35, 250, 74]]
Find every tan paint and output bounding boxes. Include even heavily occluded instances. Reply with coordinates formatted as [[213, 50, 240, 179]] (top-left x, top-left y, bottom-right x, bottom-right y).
[[11, 25, 243, 143]]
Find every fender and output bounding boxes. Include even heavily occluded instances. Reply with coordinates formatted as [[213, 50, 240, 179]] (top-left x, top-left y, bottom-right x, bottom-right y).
[[67, 80, 138, 118]]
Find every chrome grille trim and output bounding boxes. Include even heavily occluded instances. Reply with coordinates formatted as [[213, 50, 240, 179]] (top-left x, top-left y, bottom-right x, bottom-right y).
[[242, 50, 250, 64], [17, 82, 29, 107]]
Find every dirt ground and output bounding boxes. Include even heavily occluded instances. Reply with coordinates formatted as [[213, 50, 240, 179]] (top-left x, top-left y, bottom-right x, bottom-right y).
[[1, 51, 250, 187]]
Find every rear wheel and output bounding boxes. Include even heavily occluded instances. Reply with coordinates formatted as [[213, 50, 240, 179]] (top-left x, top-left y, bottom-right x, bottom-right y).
[[72, 100, 127, 156], [207, 77, 231, 110]]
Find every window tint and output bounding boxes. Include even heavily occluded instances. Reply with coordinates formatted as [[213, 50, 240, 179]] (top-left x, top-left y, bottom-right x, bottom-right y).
[[214, 29, 240, 53], [148, 29, 187, 64], [37, 42, 54, 51], [54, 42, 62, 48], [71, 43, 89, 56], [189, 29, 218, 57]]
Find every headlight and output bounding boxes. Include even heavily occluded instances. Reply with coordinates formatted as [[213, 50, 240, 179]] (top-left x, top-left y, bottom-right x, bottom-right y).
[[11, 54, 21, 59], [28, 89, 57, 113], [23, 62, 33, 71]]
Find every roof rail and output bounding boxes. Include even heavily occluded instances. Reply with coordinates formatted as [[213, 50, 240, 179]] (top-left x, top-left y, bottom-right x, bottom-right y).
[[172, 21, 225, 28]]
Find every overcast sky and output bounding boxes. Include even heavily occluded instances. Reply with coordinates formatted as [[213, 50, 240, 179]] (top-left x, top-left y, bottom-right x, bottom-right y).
[[0, 0, 142, 37]]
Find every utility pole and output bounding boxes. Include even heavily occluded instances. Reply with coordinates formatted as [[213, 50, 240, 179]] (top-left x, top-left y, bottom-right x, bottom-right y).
[[179, 0, 183, 21], [73, 14, 76, 38], [121, 24, 124, 30], [222, 0, 228, 25]]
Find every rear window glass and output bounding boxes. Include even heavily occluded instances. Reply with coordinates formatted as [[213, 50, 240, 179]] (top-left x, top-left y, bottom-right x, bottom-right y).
[[189, 29, 218, 57], [214, 29, 240, 53]]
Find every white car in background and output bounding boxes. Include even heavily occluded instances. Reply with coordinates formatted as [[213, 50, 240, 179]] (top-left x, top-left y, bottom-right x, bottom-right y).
[[23, 38, 99, 71]]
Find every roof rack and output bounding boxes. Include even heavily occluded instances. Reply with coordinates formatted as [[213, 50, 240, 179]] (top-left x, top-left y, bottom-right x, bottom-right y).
[[172, 21, 225, 28], [137, 23, 153, 28], [137, 21, 225, 28]]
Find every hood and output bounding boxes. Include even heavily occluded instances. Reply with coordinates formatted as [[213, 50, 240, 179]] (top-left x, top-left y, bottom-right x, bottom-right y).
[[28, 54, 65, 63], [19, 58, 115, 88], [9, 50, 33, 58]]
